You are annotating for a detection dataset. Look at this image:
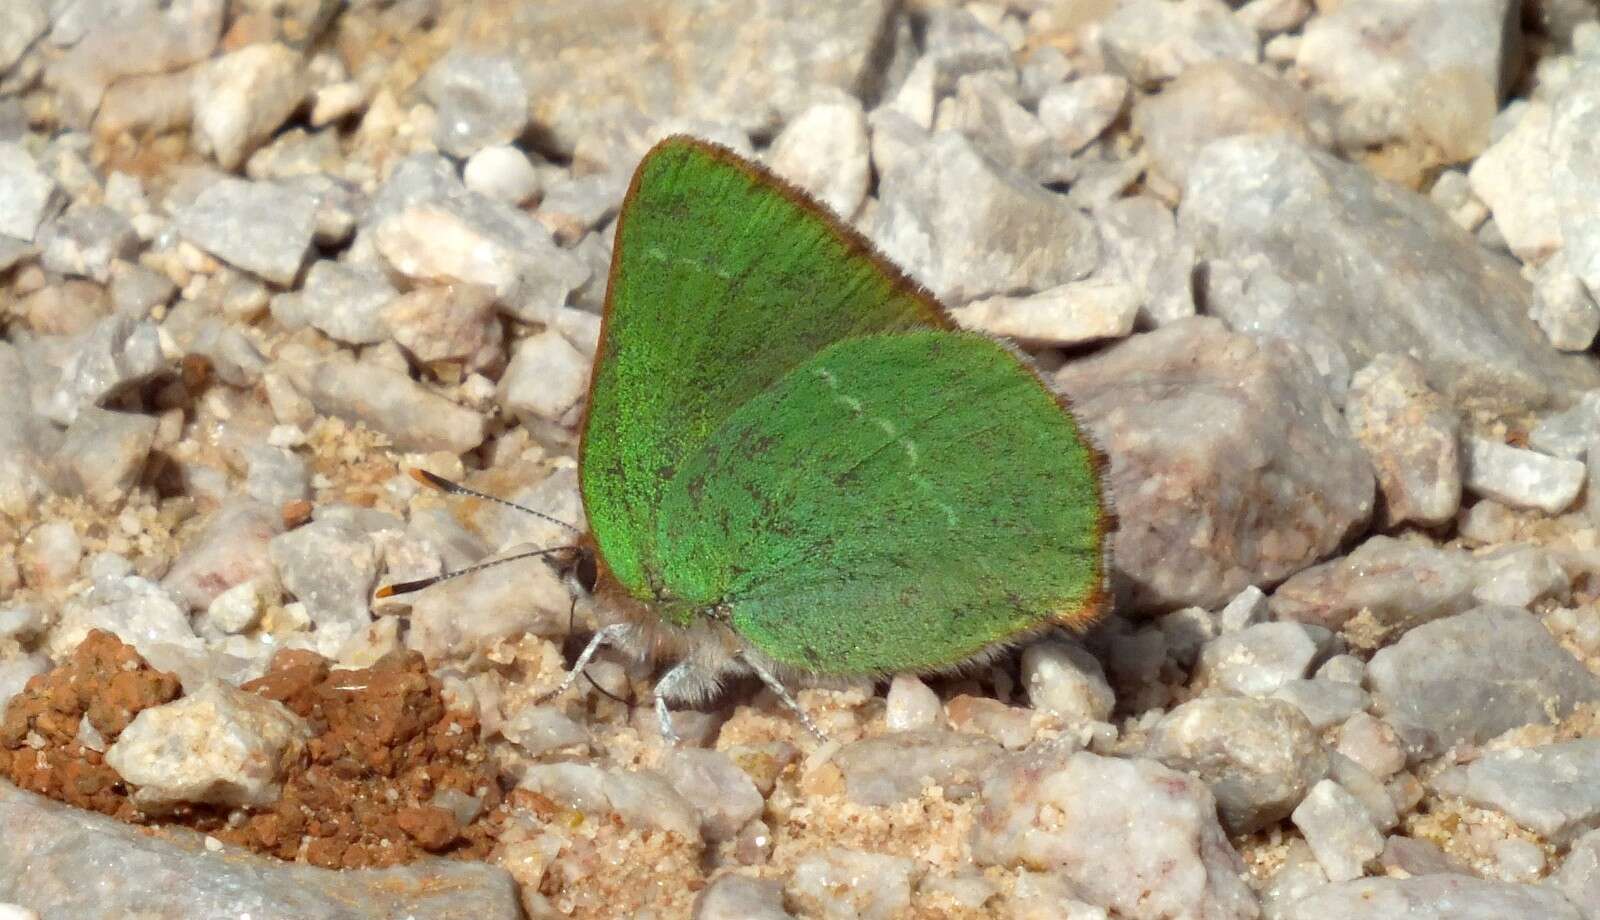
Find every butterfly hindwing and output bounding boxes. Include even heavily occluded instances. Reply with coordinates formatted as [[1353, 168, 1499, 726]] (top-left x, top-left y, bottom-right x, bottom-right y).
[[652, 331, 1109, 675], [581, 137, 951, 600]]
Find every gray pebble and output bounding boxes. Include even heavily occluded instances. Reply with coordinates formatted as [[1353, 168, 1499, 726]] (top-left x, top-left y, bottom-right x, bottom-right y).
[[53, 405, 156, 507], [1554, 828, 1600, 920], [1271, 679, 1371, 732], [1335, 713, 1407, 780], [1057, 317, 1373, 612], [191, 43, 307, 171], [50, 314, 164, 424], [1183, 135, 1600, 414], [1038, 75, 1129, 155], [498, 329, 589, 428], [1292, 778, 1384, 882], [1346, 354, 1462, 526], [919, 8, 1014, 93], [952, 278, 1140, 348], [1147, 694, 1327, 833], [1135, 60, 1324, 194], [1193, 621, 1334, 697], [284, 358, 486, 454], [501, 705, 589, 759], [1101, 0, 1258, 87], [1280, 874, 1582, 920], [38, 202, 137, 282], [1218, 585, 1269, 633], [1470, 542, 1569, 609], [1093, 195, 1198, 327], [535, 172, 626, 245], [1368, 606, 1600, 748], [109, 263, 177, 315], [421, 51, 529, 158], [403, 548, 571, 660], [1316, 655, 1366, 685], [104, 682, 309, 811], [1021, 639, 1114, 724], [372, 193, 588, 324], [833, 729, 1001, 807], [242, 444, 309, 509], [1379, 835, 1468, 877], [1531, 258, 1600, 352], [1156, 606, 1218, 669], [866, 130, 1097, 305], [1432, 740, 1600, 845], [767, 94, 870, 221], [660, 748, 765, 843], [1552, 58, 1600, 309], [972, 749, 1256, 917], [1326, 752, 1399, 832], [788, 848, 914, 920], [1261, 840, 1329, 920], [268, 517, 377, 655], [176, 178, 317, 285], [383, 284, 502, 368], [1270, 536, 1477, 634], [1530, 391, 1600, 461], [161, 501, 282, 611], [1463, 436, 1585, 514], [518, 762, 699, 843], [269, 260, 397, 345], [939, 73, 1054, 180], [0, 142, 59, 242], [694, 875, 792, 920]]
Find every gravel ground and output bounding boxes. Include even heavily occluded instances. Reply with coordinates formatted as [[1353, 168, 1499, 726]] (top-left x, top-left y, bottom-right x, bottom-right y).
[[3, 1, 1600, 918]]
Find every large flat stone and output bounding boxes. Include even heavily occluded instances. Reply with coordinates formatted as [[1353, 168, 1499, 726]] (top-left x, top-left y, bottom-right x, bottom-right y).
[[1367, 606, 1600, 749], [1056, 317, 1373, 612], [466, 0, 896, 156], [1182, 135, 1600, 414], [0, 780, 522, 919], [1280, 874, 1581, 920]]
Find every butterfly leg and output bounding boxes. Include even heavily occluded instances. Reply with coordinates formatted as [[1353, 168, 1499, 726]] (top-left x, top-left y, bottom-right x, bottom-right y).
[[739, 653, 826, 742], [537, 622, 631, 703], [653, 660, 698, 746]]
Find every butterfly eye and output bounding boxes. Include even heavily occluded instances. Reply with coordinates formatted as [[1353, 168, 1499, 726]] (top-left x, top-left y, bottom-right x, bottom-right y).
[[574, 549, 600, 595]]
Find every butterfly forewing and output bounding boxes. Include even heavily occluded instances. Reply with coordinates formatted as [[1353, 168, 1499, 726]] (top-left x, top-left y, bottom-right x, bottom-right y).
[[581, 137, 950, 601]]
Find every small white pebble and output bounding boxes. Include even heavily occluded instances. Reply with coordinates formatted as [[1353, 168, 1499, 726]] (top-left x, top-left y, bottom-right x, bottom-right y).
[[310, 81, 366, 126], [885, 674, 943, 730], [267, 424, 307, 448], [21, 520, 82, 586], [464, 145, 542, 204], [206, 579, 268, 635]]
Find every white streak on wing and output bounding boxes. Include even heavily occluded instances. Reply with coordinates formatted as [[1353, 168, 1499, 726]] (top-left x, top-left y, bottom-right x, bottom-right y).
[[812, 366, 956, 525]]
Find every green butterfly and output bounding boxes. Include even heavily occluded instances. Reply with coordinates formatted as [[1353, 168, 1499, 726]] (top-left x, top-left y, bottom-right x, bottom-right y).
[[389, 136, 1111, 740]]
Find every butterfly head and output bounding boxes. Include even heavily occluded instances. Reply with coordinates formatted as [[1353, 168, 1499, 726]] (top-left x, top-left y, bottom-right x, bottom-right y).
[[545, 542, 600, 605]]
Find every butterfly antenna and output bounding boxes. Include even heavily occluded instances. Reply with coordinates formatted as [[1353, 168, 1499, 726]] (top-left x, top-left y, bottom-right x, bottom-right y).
[[391, 470, 624, 701], [375, 547, 573, 598], [408, 468, 582, 535]]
